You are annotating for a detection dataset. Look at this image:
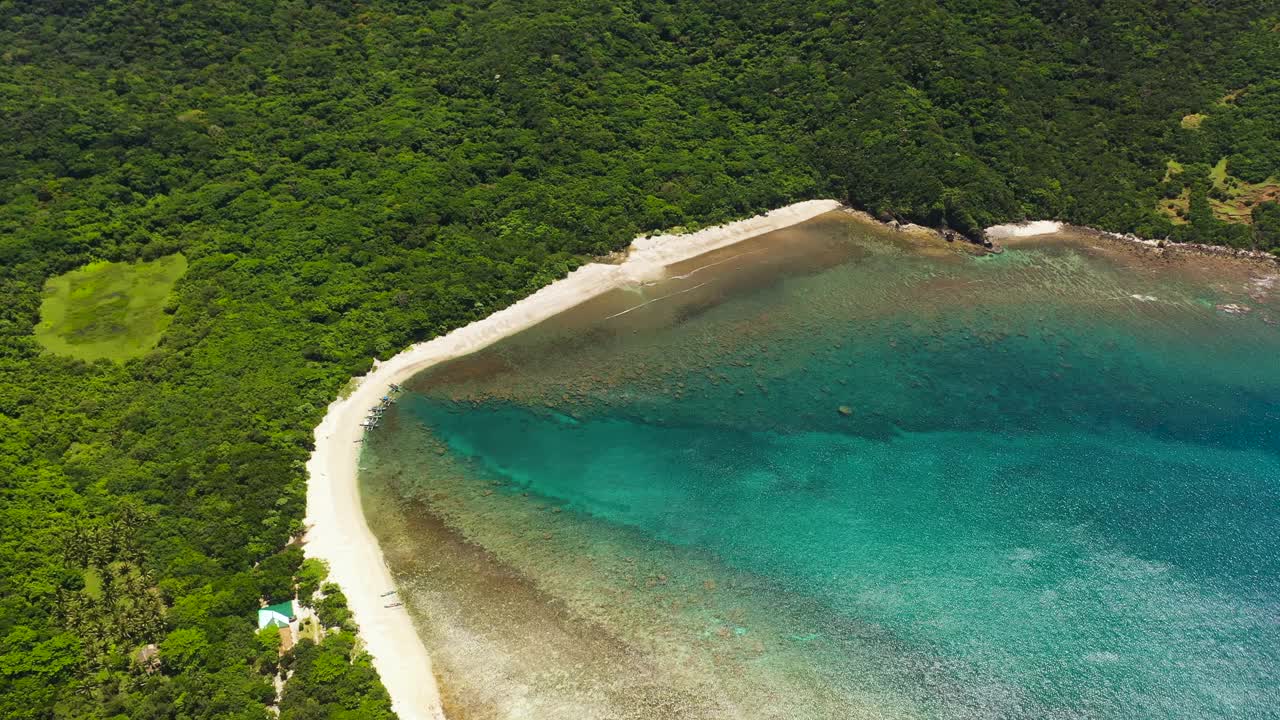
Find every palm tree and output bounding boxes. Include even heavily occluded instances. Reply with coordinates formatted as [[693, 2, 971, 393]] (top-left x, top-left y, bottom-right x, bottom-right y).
[[62, 520, 90, 567]]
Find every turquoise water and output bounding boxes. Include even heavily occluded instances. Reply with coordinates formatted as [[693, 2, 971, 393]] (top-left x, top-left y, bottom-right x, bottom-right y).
[[365, 215, 1280, 718]]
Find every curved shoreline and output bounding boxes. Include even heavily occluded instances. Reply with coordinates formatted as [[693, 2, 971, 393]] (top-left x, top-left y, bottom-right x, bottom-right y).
[[304, 202, 1276, 719], [302, 199, 842, 720]]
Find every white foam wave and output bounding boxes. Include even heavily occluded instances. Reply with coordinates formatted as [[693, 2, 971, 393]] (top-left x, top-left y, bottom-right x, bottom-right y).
[[605, 281, 711, 320]]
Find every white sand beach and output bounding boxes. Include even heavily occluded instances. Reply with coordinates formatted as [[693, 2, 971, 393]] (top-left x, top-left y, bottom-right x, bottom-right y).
[[984, 220, 1064, 238], [303, 199, 841, 720]]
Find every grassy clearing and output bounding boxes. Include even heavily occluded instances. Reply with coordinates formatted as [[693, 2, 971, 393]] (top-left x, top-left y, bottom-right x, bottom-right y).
[[1212, 178, 1280, 222], [1159, 190, 1190, 224], [1159, 157, 1279, 225], [1180, 113, 1205, 129], [298, 617, 324, 644], [35, 254, 187, 361], [1210, 157, 1230, 188], [1211, 158, 1279, 223], [82, 568, 103, 600]]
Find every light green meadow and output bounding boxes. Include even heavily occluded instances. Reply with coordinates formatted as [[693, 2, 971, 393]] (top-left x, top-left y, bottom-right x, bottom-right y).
[[35, 254, 187, 361]]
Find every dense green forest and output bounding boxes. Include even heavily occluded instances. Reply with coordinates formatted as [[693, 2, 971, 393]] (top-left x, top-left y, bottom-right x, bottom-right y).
[[2, 1, 1279, 717]]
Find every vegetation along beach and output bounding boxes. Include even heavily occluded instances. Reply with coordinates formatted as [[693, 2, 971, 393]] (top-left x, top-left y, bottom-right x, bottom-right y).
[[2, 2, 1278, 720]]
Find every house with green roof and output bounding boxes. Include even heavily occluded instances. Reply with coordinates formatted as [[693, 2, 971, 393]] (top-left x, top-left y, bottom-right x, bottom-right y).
[[257, 600, 296, 630]]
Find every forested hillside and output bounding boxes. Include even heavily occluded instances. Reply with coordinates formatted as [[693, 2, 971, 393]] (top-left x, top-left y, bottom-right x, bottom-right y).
[[2, 1, 1278, 718]]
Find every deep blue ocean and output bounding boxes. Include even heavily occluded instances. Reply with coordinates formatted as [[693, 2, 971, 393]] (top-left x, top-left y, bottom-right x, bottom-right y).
[[363, 214, 1280, 719]]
